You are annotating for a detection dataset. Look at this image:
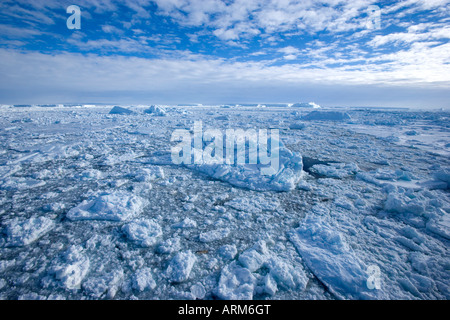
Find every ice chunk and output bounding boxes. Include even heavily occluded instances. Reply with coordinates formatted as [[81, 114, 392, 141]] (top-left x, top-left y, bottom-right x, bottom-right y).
[[199, 228, 230, 243], [225, 196, 280, 214], [122, 218, 162, 247], [291, 102, 321, 108], [132, 268, 157, 292], [190, 283, 206, 299], [83, 269, 123, 299], [289, 216, 377, 299], [134, 166, 165, 182], [50, 245, 90, 290], [5, 217, 54, 247], [263, 274, 278, 296], [433, 170, 450, 189], [384, 192, 425, 216], [310, 163, 359, 179], [67, 191, 146, 222], [172, 218, 197, 229], [157, 237, 181, 254], [238, 248, 267, 272], [218, 245, 237, 260], [1, 177, 46, 191], [289, 122, 307, 130], [426, 214, 450, 240], [144, 105, 166, 116], [186, 138, 303, 192], [109, 106, 134, 115], [265, 257, 308, 291], [166, 251, 197, 283], [215, 261, 256, 300], [302, 111, 350, 121], [77, 169, 102, 181]]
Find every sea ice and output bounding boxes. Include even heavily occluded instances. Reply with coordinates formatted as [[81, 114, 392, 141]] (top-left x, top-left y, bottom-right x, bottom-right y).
[[157, 237, 181, 254], [166, 251, 197, 283], [83, 269, 124, 298], [187, 139, 304, 192], [109, 106, 134, 115], [215, 261, 256, 300], [144, 105, 166, 116], [289, 216, 377, 299], [5, 217, 54, 247], [67, 191, 146, 222], [218, 245, 238, 260], [199, 228, 230, 243], [302, 111, 351, 121], [122, 218, 162, 247], [132, 267, 157, 292], [310, 162, 359, 178], [49, 245, 90, 290]]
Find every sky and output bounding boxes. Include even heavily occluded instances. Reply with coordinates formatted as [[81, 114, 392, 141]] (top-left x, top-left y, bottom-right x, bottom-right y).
[[0, 0, 449, 108]]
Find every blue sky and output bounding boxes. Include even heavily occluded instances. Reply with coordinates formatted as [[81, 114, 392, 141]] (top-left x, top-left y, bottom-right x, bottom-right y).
[[0, 0, 449, 108]]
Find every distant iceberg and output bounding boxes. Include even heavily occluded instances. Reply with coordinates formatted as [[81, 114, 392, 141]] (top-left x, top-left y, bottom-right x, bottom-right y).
[[302, 111, 350, 121], [144, 105, 166, 116], [109, 106, 134, 115], [291, 102, 321, 108]]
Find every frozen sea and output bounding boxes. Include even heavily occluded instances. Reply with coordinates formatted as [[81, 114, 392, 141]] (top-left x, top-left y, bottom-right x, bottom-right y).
[[0, 104, 449, 300]]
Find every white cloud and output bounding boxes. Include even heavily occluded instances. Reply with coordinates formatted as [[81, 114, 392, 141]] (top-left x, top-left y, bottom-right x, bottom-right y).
[[369, 23, 450, 47]]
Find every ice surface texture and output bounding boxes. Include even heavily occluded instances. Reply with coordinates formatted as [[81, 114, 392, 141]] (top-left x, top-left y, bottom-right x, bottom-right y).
[[5, 217, 54, 247], [187, 139, 304, 192], [0, 105, 449, 300], [67, 191, 147, 222]]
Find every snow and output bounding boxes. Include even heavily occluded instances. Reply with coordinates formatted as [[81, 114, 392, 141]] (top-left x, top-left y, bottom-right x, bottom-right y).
[[5, 217, 54, 247], [67, 191, 146, 222]]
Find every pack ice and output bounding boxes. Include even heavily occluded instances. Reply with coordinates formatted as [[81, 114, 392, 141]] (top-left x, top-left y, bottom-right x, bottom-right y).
[[0, 104, 449, 301], [67, 191, 147, 222], [186, 138, 304, 192]]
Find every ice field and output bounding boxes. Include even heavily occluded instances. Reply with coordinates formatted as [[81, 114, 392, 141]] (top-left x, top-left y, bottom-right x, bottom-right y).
[[0, 104, 449, 300]]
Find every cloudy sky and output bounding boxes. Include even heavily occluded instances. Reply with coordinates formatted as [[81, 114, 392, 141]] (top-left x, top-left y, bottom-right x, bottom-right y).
[[0, 0, 449, 108]]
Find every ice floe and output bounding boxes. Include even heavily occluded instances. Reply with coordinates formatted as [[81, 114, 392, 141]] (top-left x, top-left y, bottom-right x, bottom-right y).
[[289, 216, 378, 299], [5, 217, 54, 247], [122, 218, 162, 247], [67, 191, 147, 222], [165, 251, 197, 283]]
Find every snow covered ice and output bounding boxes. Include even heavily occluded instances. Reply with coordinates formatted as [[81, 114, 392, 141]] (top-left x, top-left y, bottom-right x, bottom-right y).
[[0, 104, 449, 300]]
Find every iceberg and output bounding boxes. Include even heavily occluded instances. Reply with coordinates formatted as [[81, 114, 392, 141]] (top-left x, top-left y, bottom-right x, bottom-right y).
[[302, 111, 351, 121]]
